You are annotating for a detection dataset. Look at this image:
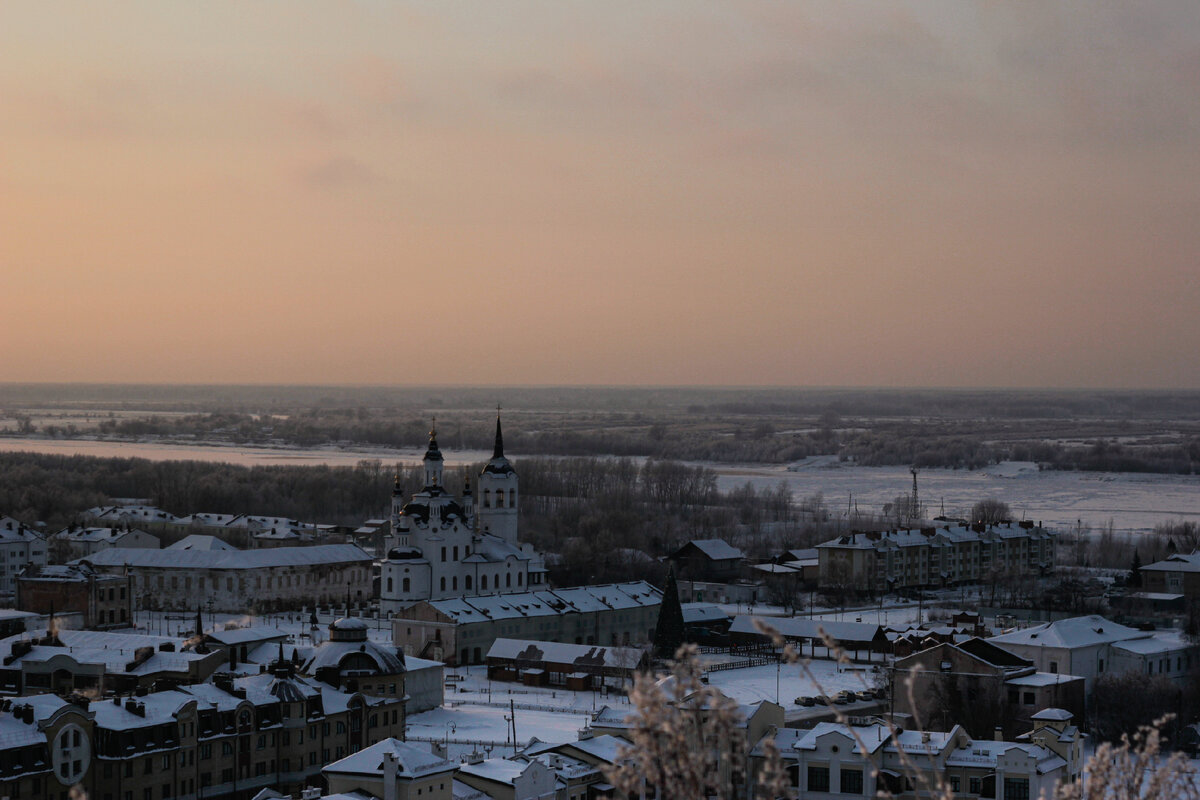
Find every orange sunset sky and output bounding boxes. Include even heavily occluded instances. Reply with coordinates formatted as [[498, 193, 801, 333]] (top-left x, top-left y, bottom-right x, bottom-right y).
[[2, 2, 1199, 388]]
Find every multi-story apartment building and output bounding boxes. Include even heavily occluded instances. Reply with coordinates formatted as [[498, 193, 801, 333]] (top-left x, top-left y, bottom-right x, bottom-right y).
[[393, 581, 662, 666], [0, 660, 405, 800], [0, 516, 47, 602], [18, 562, 133, 629], [751, 710, 1083, 800], [817, 521, 1056, 594], [75, 544, 374, 612]]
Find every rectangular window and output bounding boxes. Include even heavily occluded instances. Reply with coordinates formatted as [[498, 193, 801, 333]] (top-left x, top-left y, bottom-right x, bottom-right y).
[[840, 768, 863, 794], [808, 766, 830, 793], [1004, 777, 1030, 800], [1023, 692, 1035, 705], [1049, 661, 1058, 674], [970, 777, 981, 795]]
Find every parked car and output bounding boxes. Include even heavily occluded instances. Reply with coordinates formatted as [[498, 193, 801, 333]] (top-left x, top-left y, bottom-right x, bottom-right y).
[[796, 696, 816, 707]]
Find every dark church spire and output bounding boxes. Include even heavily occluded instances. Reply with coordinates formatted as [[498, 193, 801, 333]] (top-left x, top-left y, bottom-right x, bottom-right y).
[[493, 408, 505, 459]]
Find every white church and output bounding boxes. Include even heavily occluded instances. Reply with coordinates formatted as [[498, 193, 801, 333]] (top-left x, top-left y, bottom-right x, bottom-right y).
[[379, 417, 548, 614]]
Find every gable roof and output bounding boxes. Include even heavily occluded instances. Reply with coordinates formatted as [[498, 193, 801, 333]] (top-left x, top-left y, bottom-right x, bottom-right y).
[[77, 543, 371, 570], [674, 539, 745, 561], [988, 615, 1146, 650]]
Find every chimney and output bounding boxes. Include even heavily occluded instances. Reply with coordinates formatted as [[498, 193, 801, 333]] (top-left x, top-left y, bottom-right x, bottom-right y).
[[382, 750, 399, 800]]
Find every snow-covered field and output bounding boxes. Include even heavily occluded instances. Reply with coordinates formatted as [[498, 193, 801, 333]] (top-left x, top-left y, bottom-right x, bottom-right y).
[[717, 458, 1200, 534]]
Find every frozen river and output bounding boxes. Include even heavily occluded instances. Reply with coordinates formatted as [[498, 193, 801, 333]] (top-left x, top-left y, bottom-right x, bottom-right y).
[[0, 438, 1195, 534]]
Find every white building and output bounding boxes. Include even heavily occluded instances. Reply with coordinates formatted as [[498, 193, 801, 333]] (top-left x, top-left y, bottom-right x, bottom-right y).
[[76, 543, 374, 612], [380, 418, 547, 614], [759, 710, 1082, 800], [988, 614, 1199, 691], [0, 517, 47, 602]]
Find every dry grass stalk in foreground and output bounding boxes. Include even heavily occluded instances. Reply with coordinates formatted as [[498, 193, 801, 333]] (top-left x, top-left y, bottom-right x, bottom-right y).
[[610, 626, 1200, 799]]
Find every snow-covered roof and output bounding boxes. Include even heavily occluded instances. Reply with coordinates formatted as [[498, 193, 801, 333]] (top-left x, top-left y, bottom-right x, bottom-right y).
[[91, 691, 194, 731], [677, 539, 744, 561], [0, 517, 43, 542], [1005, 672, 1082, 687], [77, 543, 371, 570], [729, 615, 883, 644], [988, 615, 1146, 650], [1142, 551, 1200, 573], [55, 527, 151, 543], [0, 695, 66, 749], [425, 582, 661, 625], [1031, 708, 1074, 722], [1111, 631, 1193, 656], [204, 626, 287, 647], [304, 637, 405, 675], [486, 638, 645, 670], [681, 603, 729, 625], [84, 505, 179, 523], [323, 738, 457, 779], [166, 534, 238, 551]]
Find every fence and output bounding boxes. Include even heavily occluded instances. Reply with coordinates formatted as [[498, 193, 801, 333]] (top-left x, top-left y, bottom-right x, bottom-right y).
[[703, 655, 778, 672]]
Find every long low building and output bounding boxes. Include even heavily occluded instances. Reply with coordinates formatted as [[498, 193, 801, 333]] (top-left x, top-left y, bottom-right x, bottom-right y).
[[729, 615, 889, 660], [74, 544, 374, 612], [392, 581, 662, 666], [486, 637, 649, 690]]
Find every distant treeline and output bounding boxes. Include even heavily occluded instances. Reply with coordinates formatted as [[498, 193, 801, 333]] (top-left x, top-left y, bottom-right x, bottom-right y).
[[44, 410, 1198, 473], [0, 451, 809, 586]]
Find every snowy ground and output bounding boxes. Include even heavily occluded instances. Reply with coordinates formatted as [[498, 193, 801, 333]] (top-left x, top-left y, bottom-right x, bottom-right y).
[[717, 459, 1200, 534], [707, 659, 883, 709]]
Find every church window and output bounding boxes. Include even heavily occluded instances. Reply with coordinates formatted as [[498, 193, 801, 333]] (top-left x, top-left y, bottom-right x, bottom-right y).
[[506, 573, 511, 588], [496, 491, 504, 508], [481, 576, 488, 590], [483, 490, 490, 508], [465, 575, 472, 590], [440, 547, 446, 562], [440, 577, 446, 591], [452, 576, 458, 590], [387, 578, 393, 593], [453, 546, 458, 560], [509, 489, 516, 507], [402, 578, 410, 593], [517, 573, 523, 586]]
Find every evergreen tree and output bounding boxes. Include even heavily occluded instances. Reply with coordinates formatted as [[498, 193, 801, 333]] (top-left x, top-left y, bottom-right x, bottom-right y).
[[653, 567, 685, 659], [1129, 549, 1143, 588]]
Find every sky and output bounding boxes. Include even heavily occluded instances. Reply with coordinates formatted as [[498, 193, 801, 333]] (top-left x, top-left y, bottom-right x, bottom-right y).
[[2, 2, 1199, 388]]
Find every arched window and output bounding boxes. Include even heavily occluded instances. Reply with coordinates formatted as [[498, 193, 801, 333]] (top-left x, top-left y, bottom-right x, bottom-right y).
[[506, 573, 511, 588], [402, 578, 410, 592], [465, 575, 472, 590], [440, 577, 446, 591], [452, 576, 458, 590], [509, 489, 516, 507], [481, 575, 488, 590], [387, 578, 394, 593], [483, 490, 491, 508], [517, 573, 522, 586], [496, 491, 504, 508]]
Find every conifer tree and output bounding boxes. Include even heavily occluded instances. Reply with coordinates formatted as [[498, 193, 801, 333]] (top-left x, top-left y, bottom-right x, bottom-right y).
[[1129, 549, 1143, 588], [653, 567, 685, 659]]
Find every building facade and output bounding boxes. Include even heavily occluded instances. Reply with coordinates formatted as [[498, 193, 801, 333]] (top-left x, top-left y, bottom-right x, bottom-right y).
[[17, 562, 134, 629], [0, 516, 47, 603], [817, 521, 1056, 594], [380, 419, 548, 613], [0, 664, 405, 800], [392, 581, 662, 666], [75, 544, 374, 612]]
